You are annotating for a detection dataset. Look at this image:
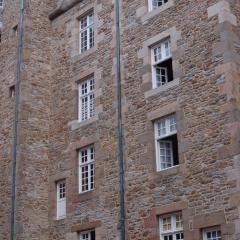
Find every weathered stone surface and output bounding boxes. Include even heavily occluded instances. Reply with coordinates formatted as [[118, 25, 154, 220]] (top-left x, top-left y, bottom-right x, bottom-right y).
[[0, 0, 239, 239]]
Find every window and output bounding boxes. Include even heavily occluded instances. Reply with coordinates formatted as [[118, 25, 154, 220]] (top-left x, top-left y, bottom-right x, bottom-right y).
[[79, 12, 94, 53], [0, 0, 4, 9], [56, 180, 66, 219], [79, 77, 95, 121], [151, 38, 173, 89], [79, 146, 95, 193], [149, 0, 169, 11], [9, 85, 15, 98], [159, 213, 184, 240], [79, 230, 95, 240], [12, 25, 18, 37], [203, 227, 221, 240], [154, 114, 179, 171]]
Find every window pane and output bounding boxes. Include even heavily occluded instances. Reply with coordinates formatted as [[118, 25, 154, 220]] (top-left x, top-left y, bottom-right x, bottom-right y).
[[205, 229, 221, 240], [79, 78, 95, 121], [156, 67, 168, 87], [152, 0, 169, 9], [176, 214, 183, 229], [79, 146, 95, 193], [80, 13, 94, 53], [159, 141, 173, 169]]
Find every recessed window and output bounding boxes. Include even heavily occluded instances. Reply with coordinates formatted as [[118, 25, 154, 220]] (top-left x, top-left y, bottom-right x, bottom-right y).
[[79, 12, 94, 53], [159, 212, 184, 240], [56, 180, 66, 220], [149, 0, 169, 11], [79, 146, 95, 193], [79, 229, 95, 240], [202, 227, 222, 240], [154, 114, 179, 171], [12, 25, 18, 37], [78, 77, 95, 122], [9, 85, 15, 98], [151, 38, 173, 89], [0, 0, 4, 9]]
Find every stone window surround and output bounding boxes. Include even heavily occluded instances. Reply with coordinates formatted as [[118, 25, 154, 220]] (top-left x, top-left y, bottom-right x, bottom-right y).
[[65, 3, 104, 62], [136, 0, 174, 23], [138, 27, 181, 98], [68, 67, 103, 131], [71, 134, 102, 203], [49, 174, 68, 221], [146, 101, 185, 176], [143, 201, 188, 240], [144, 203, 231, 240]]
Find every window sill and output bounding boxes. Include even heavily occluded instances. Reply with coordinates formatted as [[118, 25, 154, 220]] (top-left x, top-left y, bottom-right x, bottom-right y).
[[68, 115, 98, 131], [141, 0, 174, 23], [144, 78, 179, 98], [155, 165, 180, 178], [74, 189, 97, 203], [54, 217, 66, 224], [72, 46, 96, 63]]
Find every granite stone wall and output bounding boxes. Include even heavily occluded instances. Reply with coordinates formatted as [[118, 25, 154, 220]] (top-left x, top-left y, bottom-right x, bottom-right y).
[[0, 0, 239, 239]]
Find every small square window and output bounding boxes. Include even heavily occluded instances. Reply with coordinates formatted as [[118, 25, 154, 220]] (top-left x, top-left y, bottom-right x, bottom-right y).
[[202, 227, 221, 240], [151, 38, 173, 89], [154, 114, 179, 171], [79, 12, 94, 53], [159, 213, 184, 240], [79, 229, 95, 240], [149, 0, 169, 11]]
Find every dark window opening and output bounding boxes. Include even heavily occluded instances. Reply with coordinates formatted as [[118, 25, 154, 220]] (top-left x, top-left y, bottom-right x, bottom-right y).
[[9, 85, 15, 98], [161, 134, 179, 166], [156, 58, 173, 87], [90, 230, 95, 240]]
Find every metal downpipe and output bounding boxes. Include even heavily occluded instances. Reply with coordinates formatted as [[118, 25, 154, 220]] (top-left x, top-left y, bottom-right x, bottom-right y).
[[114, 0, 126, 239], [10, 0, 25, 239]]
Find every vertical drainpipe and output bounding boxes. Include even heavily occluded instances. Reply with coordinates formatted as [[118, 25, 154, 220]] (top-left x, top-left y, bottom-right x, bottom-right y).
[[10, 0, 25, 239], [114, 0, 126, 240]]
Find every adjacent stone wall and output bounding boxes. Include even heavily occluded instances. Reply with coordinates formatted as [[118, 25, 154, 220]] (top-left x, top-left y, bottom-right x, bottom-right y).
[[0, 2, 20, 239]]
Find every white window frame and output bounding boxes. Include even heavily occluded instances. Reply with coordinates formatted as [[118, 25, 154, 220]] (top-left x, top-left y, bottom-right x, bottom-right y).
[[56, 180, 66, 220], [148, 0, 169, 11], [79, 229, 95, 240], [154, 114, 177, 171], [151, 38, 172, 89], [79, 146, 95, 193], [159, 212, 184, 240], [202, 227, 222, 240], [78, 77, 95, 122], [79, 12, 94, 53], [0, 0, 4, 9]]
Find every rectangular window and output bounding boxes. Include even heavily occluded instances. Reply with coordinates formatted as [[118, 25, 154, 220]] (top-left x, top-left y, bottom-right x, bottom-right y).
[[79, 146, 95, 193], [151, 38, 173, 89], [79, 77, 95, 121], [0, 0, 4, 8], [79, 12, 94, 53], [202, 227, 221, 240], [56, 180, 66, 219], [149, 0, 169, 11], [159, 213, 184, 240], [154, 114, 179, 171], [79, 229, 96, 240], [9, 85, 15, 98]]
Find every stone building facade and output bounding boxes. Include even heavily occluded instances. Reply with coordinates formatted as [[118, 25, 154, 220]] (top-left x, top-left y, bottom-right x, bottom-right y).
[[0, 0, 240, 240]]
